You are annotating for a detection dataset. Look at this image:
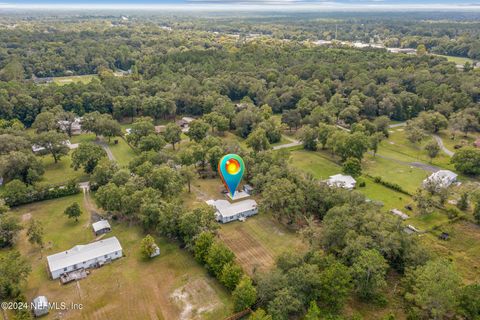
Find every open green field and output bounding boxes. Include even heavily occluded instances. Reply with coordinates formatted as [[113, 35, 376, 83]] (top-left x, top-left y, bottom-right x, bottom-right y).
[[6, 194, 232, 320], [107, 138, 136, 167], [421, 221, 480, 283], [434, 54, 475, 65], [380, 128, 454, 170], [52, 74, 98, 86], [289, 150, 413, 211], [436, 130, 479, 152], [39, 152, 89, 185]]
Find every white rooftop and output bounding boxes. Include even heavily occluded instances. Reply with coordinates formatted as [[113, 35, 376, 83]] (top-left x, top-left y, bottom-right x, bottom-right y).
[[92, 220, 111, 232], [424, 170, 458, 188], [226, 190, 250, 201], [207, 199, 258, 218], [47, 237, 122, 273], [326, 174, 356, 189]]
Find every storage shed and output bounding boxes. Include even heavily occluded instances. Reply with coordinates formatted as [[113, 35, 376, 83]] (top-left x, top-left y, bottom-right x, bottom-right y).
[[92, 220, 111, 236]]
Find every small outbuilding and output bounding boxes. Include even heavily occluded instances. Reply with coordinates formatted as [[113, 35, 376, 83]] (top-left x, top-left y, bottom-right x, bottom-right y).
[[150, 244, 161, 258], [243, 184, 254, 195], [92, 220, 111, 236], [390, 209, 409, 220], [32, 296, 49, 317], [326, 174, 356, 190], [225, 190, 250, 201]]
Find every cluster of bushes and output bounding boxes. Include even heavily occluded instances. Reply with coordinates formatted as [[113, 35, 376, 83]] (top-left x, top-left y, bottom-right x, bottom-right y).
[[371, 176, 411, 195], [1, 179, 79, 206], [193, 232, 257, 312]]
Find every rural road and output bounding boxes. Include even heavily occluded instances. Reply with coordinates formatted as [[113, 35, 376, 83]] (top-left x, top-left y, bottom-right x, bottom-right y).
[[95, 139, 116, 161], [272, 135, 302, 150], [432, 134, 455, 157]]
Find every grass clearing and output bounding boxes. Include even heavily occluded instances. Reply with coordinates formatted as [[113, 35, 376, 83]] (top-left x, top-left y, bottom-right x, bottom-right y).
[[421, 221, 480, 283], [380, 128, 453, 169], [363, 154, 428, 195], [7, 194, 232, 320], [52, 74, 98, 86], [107, 138, 136, 168], [433, 54, 475, 65], [39, 152, 89, 185], [289, 150, 413, 211], [219, 213, 307, 275]]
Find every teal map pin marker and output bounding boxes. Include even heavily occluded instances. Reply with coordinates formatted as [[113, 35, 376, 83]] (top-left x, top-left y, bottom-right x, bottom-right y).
[[218, 154, 245, 198]]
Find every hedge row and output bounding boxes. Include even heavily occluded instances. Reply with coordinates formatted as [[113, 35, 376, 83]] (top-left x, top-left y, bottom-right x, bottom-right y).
[[369, 175, 412, 196], [2, 180, 80, 207]]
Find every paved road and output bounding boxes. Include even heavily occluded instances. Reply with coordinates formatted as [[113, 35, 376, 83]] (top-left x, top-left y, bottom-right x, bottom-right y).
[[94, 139, 116, 161], [432, 134, 454, 157], [272, 135, 302, 150]]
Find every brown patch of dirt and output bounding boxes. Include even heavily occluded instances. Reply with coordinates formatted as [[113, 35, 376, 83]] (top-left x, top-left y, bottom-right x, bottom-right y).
[[219, 226, 275, 275], [21, 213, 32, 222], [170, 278, 222, 320]]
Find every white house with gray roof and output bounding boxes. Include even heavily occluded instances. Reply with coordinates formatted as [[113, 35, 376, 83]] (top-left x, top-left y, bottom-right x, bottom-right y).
[[206, 199, 258, 223], [46, 237, 123, 279]]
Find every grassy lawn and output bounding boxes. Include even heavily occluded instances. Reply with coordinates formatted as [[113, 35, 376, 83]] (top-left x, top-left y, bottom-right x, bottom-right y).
[[52, 74, 98, 86], [289, 150, 341, 180], [420, 221, 480, 283], [5, 194, 232, 320], [289, 150, 413, 211], [107, 138, 136, 168], [436, 130, 479, 152], [69, 133, 96, 144], [381, 128, 454, 170], [363, 154, 428, 195], [39, 152, 89, 185], [219, 213, 307, 275], [433, 54, 475, 65]]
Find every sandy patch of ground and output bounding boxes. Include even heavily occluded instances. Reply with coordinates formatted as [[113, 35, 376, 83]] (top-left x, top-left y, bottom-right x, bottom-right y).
[[22, 213, 32, 221], [170, 278, 223, 320]]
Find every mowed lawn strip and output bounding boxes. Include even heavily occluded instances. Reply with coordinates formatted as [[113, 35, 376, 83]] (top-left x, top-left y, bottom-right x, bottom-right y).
[[8, 194, 232, 320]]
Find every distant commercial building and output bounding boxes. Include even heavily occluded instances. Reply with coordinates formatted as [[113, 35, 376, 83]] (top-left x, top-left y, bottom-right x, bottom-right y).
[[92, 220, 111, 236], [46, 237, 123, 280], [423, 170, 458, 189], [206, 199, 258, 223], [326, 174, 357, 190]]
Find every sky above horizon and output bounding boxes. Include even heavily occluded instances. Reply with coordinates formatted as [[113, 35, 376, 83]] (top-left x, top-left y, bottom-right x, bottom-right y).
[[1, 0, 480, 11]]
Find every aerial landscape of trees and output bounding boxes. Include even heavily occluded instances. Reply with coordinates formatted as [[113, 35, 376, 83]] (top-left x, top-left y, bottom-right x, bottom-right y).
[[0, 10, 479, 320]]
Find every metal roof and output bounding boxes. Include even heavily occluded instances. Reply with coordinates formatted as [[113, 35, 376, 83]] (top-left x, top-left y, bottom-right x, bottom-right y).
[[47, 237, 122, 272], [92, 220, 111, 232], [216, 199, 257, 218]]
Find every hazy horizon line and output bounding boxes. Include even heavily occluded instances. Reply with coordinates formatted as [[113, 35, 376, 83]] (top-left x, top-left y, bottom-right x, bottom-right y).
[[1, 2, 480, 12]]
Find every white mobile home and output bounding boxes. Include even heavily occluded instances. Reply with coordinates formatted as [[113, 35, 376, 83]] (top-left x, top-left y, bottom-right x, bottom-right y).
[[207, 199, 258, 223], [46, 237, 123, 280], [423, 170, 458, 189], [326, 174, 357, 190]]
